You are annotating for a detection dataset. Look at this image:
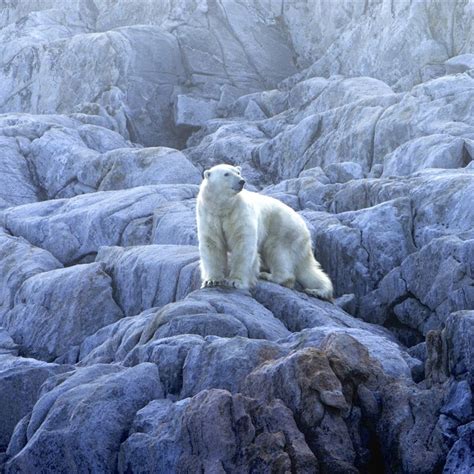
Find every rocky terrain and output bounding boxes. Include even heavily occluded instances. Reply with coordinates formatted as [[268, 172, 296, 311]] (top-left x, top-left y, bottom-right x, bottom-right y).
[[0, 0, 473, 472]]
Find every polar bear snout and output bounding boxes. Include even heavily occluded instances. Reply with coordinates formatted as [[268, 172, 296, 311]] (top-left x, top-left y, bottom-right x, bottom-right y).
[[232, 178, 245, 192]]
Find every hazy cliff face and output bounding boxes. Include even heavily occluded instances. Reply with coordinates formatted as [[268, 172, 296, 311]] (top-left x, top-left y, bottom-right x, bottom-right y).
[[0, 0, 472, 147], [0, 1, 473, 473]]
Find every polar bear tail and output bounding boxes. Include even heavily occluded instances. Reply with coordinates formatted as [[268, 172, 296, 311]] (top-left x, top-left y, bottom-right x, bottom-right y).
[[296, 246, 334, 301]]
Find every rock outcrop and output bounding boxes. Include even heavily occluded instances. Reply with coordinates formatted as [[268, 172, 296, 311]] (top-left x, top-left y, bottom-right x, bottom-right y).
[[0, 1, 472, 472]]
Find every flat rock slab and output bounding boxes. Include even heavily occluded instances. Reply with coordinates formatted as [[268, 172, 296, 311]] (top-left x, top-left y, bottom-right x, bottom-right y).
[[1, 184, 198, 264], [252, 281, 392, 336], [93, 147, 201, 191]]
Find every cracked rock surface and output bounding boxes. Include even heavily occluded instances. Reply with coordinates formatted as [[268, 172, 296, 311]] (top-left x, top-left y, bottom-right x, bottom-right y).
[[0, 1, 473, 472]]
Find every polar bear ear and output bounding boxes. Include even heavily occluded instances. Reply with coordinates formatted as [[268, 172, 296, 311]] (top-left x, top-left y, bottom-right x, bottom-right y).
[[203, 170, 211, 179]]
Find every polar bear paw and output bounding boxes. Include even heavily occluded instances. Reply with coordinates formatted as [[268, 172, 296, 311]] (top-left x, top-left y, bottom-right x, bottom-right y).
[[304, 287, 334, 302], [222, 278, 248, 290], [201, 279, 225, 288]]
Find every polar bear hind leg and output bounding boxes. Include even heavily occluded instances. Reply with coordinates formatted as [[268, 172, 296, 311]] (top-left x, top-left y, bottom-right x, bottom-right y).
[[296, 246, 333, 301], [259, 246, 296, 288]]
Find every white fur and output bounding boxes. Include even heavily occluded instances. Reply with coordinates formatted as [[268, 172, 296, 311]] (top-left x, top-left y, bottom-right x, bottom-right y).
[[196, 164, 334, 300]]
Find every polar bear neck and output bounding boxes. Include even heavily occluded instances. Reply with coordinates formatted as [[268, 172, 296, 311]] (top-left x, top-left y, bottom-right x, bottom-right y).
[[198, 186, 243, 217]]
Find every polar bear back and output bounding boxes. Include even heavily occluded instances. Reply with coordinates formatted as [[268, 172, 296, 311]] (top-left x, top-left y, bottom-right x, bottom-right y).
[[242, 191, 309, 239]]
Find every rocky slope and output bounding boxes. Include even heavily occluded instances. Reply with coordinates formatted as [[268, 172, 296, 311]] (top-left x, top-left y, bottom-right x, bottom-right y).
[[0, 1, 473, 472]]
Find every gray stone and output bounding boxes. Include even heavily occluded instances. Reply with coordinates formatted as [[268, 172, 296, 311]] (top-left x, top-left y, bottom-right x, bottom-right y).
[[2, 263, 123, 360], [185, 120, 268, 186], [93, 147, 201, 191], [382, 135, 470, 177], [361, 238, 474, 344], [377, 383, 450, 473], [304, 197, 416, 299], [445, 54, 474, 74], [0, 1, 299, 148], [0, 328, 17, 356], [181, 336, 287, 398], [443, 422, 474, 474], [441, 381, 473, 424], [0, 352, 71, 452], [325, 162, 365, 183], [24, 117, 131, 199], [96, 244, 200, 316], [445, 311, 474, 378], [174, 95, 218, 128], [5, 363, 163, 473], [151, 199, 198, 246], [0, 228, 62, 320], [253, 281, 393, 337], [0, 18, 186, 147], [123, 335, 206, 398], [118, 389, 316, 474], [77, 288, 289, 396], [299, 1, 474, 91], [1, 184, 198, 264], [0, 113, 202, 201], [0, 136, 38, 209]]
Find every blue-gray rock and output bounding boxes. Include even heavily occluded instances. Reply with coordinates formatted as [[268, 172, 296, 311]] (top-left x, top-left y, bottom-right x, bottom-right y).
[[118, 389, 316, 474], [445, 311, 474, 378], [0, 229, 62, 320], [1, 2, 473, 472], [0, 349, 71, 452], [1, 184, 198, 264], [181, 336, 287, 398], [76, 288, 289, 396], [442, 381, 473, 425], [5, 363, 163, 473], [151, 199, 197, 246], [443, 422, 474, 474], [95, 244, 200, 316], [2, 262, 123, 360], [377, 383, 450, 473], [93, 147, 201, 191]]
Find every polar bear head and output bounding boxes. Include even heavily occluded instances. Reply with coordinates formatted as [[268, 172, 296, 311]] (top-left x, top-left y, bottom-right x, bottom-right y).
[[202, 164, 245, 197]]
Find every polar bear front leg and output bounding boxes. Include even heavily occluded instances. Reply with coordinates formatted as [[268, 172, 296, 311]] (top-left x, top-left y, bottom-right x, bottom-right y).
[[225, 230, 259, 290], [199, 235, 227, 288]]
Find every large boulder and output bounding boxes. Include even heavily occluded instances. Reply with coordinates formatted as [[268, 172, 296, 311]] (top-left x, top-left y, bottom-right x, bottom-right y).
[[5, 363, 163, 473], [119, 389, 316, 473], [0, 330, 71, 452], [0, 229, 62, 320], [2, 263, 123, 360], [95, 244, 200, 316]]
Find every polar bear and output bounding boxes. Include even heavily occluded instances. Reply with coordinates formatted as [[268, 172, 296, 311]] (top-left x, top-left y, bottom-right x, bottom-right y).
[[196, 164, 333, 300]]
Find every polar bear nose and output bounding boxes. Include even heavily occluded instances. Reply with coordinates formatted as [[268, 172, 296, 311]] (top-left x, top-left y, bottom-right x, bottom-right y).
[[239, 179, 245, 186]]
